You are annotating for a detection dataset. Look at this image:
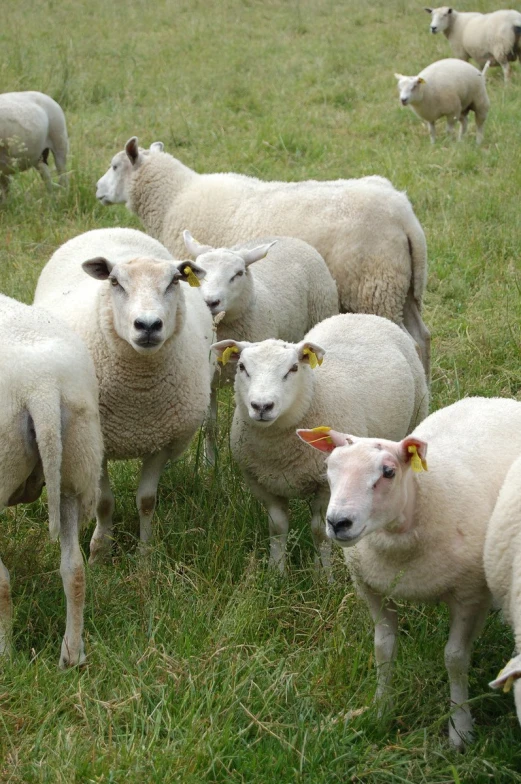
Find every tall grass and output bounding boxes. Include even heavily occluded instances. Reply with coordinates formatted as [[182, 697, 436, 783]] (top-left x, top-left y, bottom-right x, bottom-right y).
[[2, 0, 521, 780]]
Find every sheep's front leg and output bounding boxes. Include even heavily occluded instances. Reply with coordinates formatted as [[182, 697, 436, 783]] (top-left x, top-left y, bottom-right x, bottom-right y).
[[136, 447, 171, 550], [36, 159, 53, 192], [59, 495, 86, 668], [310, 489, 332, 581], [358, 582, 398, 713], [89, 460, 114, 564], [0, 554, 12, 657], [204, 384, 218, 466], [427, 122, 436, 144], [444, 595, 490, 749], [243, 472, 289, 573]]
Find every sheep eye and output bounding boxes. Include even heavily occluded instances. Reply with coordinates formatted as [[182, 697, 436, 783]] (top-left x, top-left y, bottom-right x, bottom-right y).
[[382, 465, 395, 479], [110, 277, 121, 288], [289, 363, 298, 373], [166, 276, 179, 291], [112, 164, 118, 171], [231, 270, 244, 281], [238, 362, 246, 372]]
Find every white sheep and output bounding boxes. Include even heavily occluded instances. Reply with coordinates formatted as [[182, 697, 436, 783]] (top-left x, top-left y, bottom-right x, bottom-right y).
[[298, 397, 521, 748], [183, 230, 339, 461], [425, 7, 521, 82], [395, 58, 490, 144], [0, 293, 103, 667], [0, 91, 68, 198], [484, 453, 521, 724], [96, 137, 431, 378], [33, 227, 214, 562], [211, 313, 428, 576]]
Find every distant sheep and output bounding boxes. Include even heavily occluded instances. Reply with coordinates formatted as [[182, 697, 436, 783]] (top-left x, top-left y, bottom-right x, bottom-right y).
[[96, 137, 431, 378], [212, 313, 428, 576], [0, 91, 68, 198], [299, 397, 521, 748], [395, 58, 490, 143], [34, 228, 213, 562], [0, 293, 103, 667], [425, 6, 521, 82]]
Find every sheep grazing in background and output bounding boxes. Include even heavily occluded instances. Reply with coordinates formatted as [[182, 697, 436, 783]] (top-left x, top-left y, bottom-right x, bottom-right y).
[[395, 59, 490, 144], [183, 230, 339, 462], [212, 313, 428, 576], [298, 397, 521, 748], [425, 6, 521, 82], [0, 91, 68, 198], [96, 137, 431, 378], [0, 294, 103, 667], [33, 228, 214, 562], [484, 453, 521, 725]]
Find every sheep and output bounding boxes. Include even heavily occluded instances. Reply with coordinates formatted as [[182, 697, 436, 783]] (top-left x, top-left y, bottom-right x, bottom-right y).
[[211, 313, 428, 577], [395, 58, 490, 144], [298, 396, 521, 748], [0, 293, 103, 667], [0, 91, 68, 198], [425, 7, 521, 82], [484, 453, 521, 724], [95, 137, 431, 379], [33, 227, 214, 562], [183, 230, 339, 462]]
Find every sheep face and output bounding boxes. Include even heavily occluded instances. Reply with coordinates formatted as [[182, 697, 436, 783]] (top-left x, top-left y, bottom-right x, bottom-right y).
[[425, 6, 453, 34], [394, 74, 426, 106], [297, 432, 427, 546], [96, 137, 162, 206], [82, 256, 205, 355], [211, 338, 325, 427]]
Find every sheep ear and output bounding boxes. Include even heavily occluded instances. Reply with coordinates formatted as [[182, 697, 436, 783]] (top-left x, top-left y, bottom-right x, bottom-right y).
[[150, 141, 164, 153], [400, 437, 428, 472], [177, 260, 206, 287], [394, 73, 405, 80], [239, 240, 278, 266], [447, 7, 452, 13], [211, 339, 249, 365], [82, 257, 115, 280], [297, 427, 354, 454], [183, 229, 214, 258], [424, 7, 433, 13], [489, 653, 521, 691], [298, 341, 326, 369], [125, 137, 140, 165]]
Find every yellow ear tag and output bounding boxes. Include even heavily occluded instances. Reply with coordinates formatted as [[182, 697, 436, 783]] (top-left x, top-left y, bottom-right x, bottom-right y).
[[307, 426, 333, 446], [302, 348, 323, 369], [184, 266, 200, 287], [494, 659, 521, 692], [408, 445, 427, 473], [219, 345, 239, 365]]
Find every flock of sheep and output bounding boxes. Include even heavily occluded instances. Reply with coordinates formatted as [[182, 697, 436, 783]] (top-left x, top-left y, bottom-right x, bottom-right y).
[[1, 3, 521, 754]]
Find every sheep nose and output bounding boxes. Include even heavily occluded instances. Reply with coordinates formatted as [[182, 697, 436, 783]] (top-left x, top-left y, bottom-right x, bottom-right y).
[[251, 401, 275, 413], [134, 317, 163, 333], [205, 298, 221, 309], [327, 517, 353, 534], [430, 25, 437, 32], [401, 98, 408, 105]]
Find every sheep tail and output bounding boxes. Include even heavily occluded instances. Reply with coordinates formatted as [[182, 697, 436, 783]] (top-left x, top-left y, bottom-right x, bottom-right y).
[[482, 60, 491, 79], [28, 389, 63, 542]]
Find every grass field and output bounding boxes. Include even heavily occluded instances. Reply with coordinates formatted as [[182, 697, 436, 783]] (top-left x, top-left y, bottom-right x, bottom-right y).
[[2, 0, 521, 780]]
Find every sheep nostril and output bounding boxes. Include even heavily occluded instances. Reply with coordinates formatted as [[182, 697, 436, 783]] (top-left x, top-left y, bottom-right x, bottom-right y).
[[206, 299, 221, 309], [149, 319, 163, 333], [327, 517, 353, 533]]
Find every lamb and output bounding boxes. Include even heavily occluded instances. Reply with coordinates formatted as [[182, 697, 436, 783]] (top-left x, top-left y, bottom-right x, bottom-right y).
[[484, 453, 521, 725], [0, 293, 103, 667], [95, 137, 431, 378], [298, 397, 521, 748], [33, 227, 214, 562], [211, 313, 428, 576], [183, 230, 339, 461], [425, 7, 521, 82], [395, 58, 490, 144], [0, 91, 68, 198]]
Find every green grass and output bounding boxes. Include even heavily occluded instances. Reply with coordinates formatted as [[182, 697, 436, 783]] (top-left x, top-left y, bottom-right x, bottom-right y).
[[2, 0, 521, 780]]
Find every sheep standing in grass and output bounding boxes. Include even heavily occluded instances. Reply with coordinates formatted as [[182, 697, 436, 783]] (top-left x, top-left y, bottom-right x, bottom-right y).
[[425, 7, 521, 82], [0, 294, 103, 667], [395, 59, 490, 144], [211, 313, 428, 576], [183, 230, 339, 461], [34, 228, 213, 562], [299, 397, 521, 748], [0, 91, 68, 198], [96, 137, 431, 378], [484, 453, 521, 724]]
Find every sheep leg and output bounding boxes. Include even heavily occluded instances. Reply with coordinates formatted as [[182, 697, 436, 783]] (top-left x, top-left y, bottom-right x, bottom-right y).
[[136, 447, 171, 550], [402, 288, 431, 381], [500, 59, 511, 83], [474, 112, 486, 145], [36, 157, 53, 193], [458, 114, 468, 141], [427, 122, 436, 144], [59, 495, 86, 668], [358, 582, 398, 713], [89, 460, 115, 564], [0, 555, 12, 657], [447, 118, 457, 140], [243, 472, 290, 573], [310, 489, 333, 581], [444, 595, 490, 749], [204, 385, 218, 466], [52, 145, 68, 189]]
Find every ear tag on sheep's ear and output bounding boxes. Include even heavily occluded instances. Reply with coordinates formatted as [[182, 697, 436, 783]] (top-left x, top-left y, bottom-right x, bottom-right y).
[[219, 345, 240, 365], [490, 658, 521, 693], [408, 445, 428, 473], [418, 77, 426, 84], [184, 266, 200, 287], [302, 348, 323, 369], [306, 426, 333, 446]]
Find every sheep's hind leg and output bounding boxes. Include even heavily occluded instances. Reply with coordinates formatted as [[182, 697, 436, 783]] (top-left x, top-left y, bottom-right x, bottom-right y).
[[59, 495, 86, 668], [458, 113, 469, 141], [36, 149, 53, 193], [136, 447, 171, 552], [427, 122, 436, 144], [89, 460, 115, 564], [0, 555, 12, 658]]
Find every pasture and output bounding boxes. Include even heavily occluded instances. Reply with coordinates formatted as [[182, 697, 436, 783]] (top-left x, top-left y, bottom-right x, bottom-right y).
[[1, 0, 521, 780]]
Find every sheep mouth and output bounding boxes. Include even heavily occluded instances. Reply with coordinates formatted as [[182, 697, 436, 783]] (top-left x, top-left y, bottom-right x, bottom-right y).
[[132, 336, 164, 351], [327, 523, 366, 545], [97, 195, 112, 205]]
